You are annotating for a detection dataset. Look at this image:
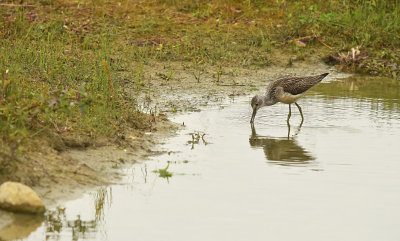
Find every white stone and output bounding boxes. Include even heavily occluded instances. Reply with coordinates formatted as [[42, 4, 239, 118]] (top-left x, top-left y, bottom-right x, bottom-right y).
[[0, 182, 45, 214]]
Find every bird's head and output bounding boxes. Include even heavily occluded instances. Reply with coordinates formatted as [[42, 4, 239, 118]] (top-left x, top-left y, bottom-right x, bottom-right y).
[[250, 95, 263, 123]]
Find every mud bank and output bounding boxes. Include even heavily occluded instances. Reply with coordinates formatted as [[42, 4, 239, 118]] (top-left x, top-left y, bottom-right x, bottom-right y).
[[2, 56, 345, 212]]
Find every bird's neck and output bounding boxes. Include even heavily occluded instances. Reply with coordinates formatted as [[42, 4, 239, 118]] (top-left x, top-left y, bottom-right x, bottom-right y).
[[262, 94, 276, 107]]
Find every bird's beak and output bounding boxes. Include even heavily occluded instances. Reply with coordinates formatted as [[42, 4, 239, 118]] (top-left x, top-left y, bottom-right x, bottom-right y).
[[250, 108, 257, 123]]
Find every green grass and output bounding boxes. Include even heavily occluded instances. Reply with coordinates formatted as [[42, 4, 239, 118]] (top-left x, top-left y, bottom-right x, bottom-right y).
[[282, 0, 400, 75], [0, 4, 150, 167], [1, 0, 399, 168]]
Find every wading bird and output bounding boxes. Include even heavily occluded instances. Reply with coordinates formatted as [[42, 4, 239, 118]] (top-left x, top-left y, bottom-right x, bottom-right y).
[[250, 73, 329, 125]]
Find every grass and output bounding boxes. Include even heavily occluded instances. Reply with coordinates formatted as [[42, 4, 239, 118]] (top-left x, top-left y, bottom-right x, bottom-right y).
[[282, 0, 400, 76], [0, 3, 151, 168], [1, 0, 399, 170], [153, 163, 172, 179]]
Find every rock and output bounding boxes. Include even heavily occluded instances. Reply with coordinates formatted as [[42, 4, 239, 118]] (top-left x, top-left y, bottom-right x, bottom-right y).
[[0, 182, 45, 214]]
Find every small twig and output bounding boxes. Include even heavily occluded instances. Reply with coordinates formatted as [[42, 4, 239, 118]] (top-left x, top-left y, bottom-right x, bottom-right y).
[[291, 31, 333, 49], [50, 120, 61, 132], [293, 35, 317, 43], [317, 38, 333, 49], [30, 125, 49, 138], [0, 3, 35, 8]]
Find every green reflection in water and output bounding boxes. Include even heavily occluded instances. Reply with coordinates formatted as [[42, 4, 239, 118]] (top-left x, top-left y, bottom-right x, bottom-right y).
[[45, 187, 111, 241], [312, 75, 400, 110], [45, 207, 96, 241], [249, 125, 315, 167], [93, 186, 112, 222]]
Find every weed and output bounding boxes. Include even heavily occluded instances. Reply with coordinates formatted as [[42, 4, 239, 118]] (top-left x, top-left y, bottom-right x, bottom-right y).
[[156, 65, 174, 81], [192, 61, 205, 83], [215, 65, 222, 84], [187, 131, 207, 149], [153, 163, 172, 179]]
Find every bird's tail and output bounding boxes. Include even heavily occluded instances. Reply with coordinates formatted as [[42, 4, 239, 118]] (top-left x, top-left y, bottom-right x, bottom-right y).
[[314, 73, 329, 84], [302, 73, 329, 90]]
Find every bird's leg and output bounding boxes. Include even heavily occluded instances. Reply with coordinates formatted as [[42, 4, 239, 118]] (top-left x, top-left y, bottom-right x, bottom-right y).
[[287, 104, 292, 125], [295, 102, 304, 126], [294, 123, 302, 136]]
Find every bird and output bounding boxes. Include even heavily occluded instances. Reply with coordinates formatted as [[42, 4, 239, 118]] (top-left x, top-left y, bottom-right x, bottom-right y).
[[250, 73, 329, 124]]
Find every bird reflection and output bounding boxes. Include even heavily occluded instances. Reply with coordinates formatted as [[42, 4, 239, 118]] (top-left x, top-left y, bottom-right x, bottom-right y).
[[249, 124, 315, 167]]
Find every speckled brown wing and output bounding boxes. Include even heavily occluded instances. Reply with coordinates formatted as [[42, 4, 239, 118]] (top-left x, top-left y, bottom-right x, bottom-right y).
[[267, 73, 328, 98]]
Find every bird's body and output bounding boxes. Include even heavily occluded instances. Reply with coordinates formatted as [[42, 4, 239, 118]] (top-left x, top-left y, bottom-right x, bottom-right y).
[[250, 73, 329, 124]]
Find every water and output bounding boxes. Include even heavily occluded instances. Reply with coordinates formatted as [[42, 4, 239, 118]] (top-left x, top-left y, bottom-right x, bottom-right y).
[[5, 75, 400, 241]]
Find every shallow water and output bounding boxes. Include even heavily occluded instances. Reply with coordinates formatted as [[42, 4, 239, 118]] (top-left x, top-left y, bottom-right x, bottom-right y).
[[8, 75, 400, 241]]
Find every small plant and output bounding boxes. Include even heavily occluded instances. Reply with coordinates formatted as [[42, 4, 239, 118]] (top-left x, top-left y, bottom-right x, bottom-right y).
[[156, 66, 174, 81], [192, 60, 204, 83], [153, 163, 172, 179], [187, 131, 207, 149], [215, 65, 222, 84], [102, 60, 114, 103], [167, 66, 175, 81]]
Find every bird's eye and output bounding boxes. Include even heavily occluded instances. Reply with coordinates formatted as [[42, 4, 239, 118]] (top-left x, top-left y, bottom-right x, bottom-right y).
[[255, 104, 258, 106]]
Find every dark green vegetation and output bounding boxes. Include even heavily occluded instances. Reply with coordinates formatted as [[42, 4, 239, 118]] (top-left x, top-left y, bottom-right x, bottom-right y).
[[0, 0, 399, 173]]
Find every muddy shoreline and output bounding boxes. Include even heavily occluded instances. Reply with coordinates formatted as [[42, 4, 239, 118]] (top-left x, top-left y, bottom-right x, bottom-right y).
[[7, 56, 346, 204], [0, 55, 348, 238], [38, 56, 346, 205]]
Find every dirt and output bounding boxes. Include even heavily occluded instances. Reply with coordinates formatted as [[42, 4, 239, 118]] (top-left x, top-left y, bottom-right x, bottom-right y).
[[32, 118, 178, 208], [1, 51, 348, 210]]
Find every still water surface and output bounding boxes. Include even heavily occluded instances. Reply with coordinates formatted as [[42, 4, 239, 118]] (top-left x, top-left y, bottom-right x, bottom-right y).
[[22, 76, 400, 240]]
